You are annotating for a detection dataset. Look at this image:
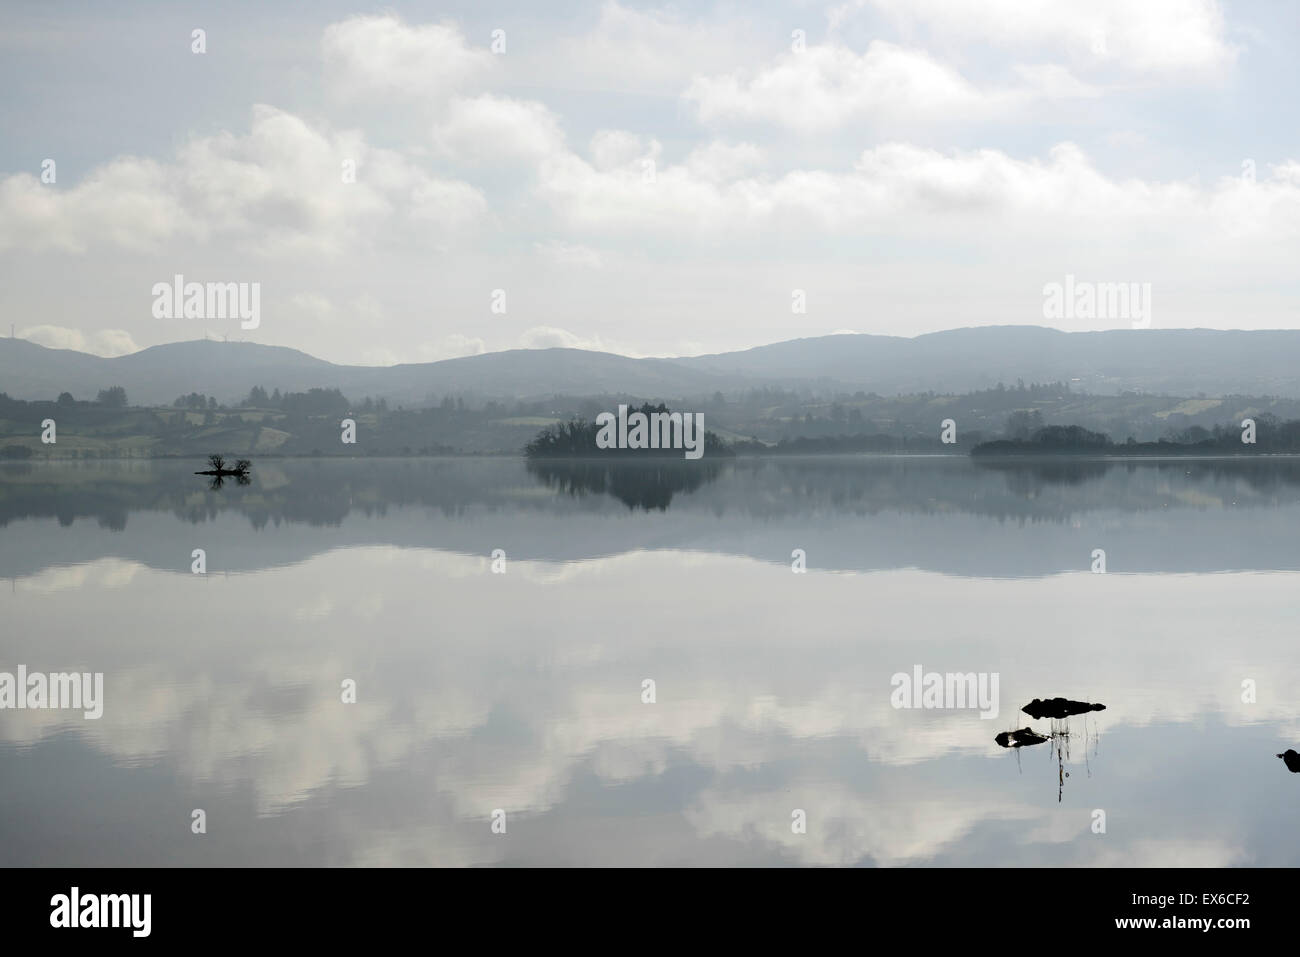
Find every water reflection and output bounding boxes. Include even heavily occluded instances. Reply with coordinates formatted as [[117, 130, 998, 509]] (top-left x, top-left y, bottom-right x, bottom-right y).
[[995, 728, 1048, 748], [525, 457, 725, 511], [203, 472, 252, 490], [996, 703, 1104, 802], [2, 457, 1300, 865], [977, 457, 1110, 487], [8, 456, 1300, 580]]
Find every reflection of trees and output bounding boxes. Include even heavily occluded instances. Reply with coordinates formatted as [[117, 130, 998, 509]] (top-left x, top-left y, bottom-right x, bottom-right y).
[[1181, 457, 1300, 493], [206, 472, 251, 490], [978, 456, 1300, 499], [526, 459, 726, 511], [976, 459, 1110, 489], [0, 460, 525, 531], [11, 454, 1300, 533]]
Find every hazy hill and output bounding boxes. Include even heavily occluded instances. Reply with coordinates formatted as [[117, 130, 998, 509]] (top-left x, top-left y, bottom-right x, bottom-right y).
[[679, 327, 1300, 397], [6, 326, 1300, 405], [0, 338, 739, 406]]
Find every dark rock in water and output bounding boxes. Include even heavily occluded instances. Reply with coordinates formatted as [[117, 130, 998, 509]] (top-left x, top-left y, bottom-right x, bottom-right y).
[[995, 727, 1049, 749], [1021, 697, 1106, 720], [1278, 749, 1300, 773]]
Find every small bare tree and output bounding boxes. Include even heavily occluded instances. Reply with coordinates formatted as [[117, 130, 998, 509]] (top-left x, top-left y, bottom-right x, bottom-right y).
[[208, 454, 225, 471], [234, 459, 251, 473]]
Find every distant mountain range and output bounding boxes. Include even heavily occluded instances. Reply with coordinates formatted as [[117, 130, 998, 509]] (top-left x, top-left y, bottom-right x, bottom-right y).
[[4, 326, 1300, 405]]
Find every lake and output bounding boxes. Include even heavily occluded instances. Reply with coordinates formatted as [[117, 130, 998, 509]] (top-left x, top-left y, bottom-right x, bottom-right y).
[[2, 455, 1298, 865]]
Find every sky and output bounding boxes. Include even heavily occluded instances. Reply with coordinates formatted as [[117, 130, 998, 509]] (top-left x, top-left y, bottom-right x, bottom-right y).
[[1, 0, 1298, 365]]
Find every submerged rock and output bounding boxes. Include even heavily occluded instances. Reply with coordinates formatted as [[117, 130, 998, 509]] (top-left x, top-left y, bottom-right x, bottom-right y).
[[995, 727, 1049, 749], [1021, 697, 1106, 720]]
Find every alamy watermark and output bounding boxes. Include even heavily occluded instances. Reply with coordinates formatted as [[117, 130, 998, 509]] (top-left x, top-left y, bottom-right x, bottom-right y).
[[1043, 274, 1151, 328], [0, 666, 103, 719], [595, 404, 705, 459], [890, 665, 999, 719], [152, 274, 260, 329], [50, 887, 150, 937]]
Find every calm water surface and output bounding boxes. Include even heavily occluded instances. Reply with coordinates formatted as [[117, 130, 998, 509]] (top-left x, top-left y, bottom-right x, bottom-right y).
[[2, 456, 1298, 865]]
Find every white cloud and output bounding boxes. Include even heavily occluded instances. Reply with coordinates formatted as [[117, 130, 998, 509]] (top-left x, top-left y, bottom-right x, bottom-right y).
[[685, 41, 1097, 132], [535, 137, 1300, 255], [348, 294, 386, 328], [0, 5, 1292, 362], [287, 292, 334, 319], [517, 326, 622, 353], [534, 240, 605, 268], [19, 325, 138, 357], [548, 2, 761, 95], [861, 0, 1237, 76], [589, 130, 659, 172], [0, 105, 486, 255], [688, 42, 983, 131], [322, 15, 491, 102], [683, 141, 766, 183], [356, 346, 400, 367], [1010, 62, 1102, 99], [417, 334, 487, 362], [433, 95, 567, 167], [0, 158, 183, 253]]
